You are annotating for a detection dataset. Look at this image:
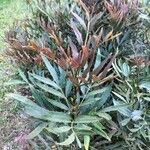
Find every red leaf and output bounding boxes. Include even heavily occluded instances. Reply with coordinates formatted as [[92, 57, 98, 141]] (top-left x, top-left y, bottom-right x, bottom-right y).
[[67, 74, 78, 85], [69, 58, 80, 69], [40, 48, 55, 59], [58, 47, 68, 59], [57, 57, 67, 70], [81, 45, 88, 63]]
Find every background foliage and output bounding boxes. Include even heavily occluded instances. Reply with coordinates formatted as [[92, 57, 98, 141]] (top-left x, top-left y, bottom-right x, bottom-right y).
[[0, 0, 29, 148]]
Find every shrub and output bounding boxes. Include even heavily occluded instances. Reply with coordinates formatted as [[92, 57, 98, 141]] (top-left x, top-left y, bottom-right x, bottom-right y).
[[6, 0, 150, 149]]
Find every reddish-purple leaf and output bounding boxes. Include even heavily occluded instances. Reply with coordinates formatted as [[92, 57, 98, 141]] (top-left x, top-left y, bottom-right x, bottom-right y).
[[57, 57, 67, 70], [77, 0, 90, 21], [90, 12, 104, 31], [68, 37, 79, 60], [82, 51, 95, 78], [70, 58, 80, 69], [72, 11, 86, 30], [99, 53, 117, 79], [70, 20, 83, 45], [81, 45, 88, 63], [67, 74, 78, 85], [58, 47, 68, 59], [93, 53, 113, 76]]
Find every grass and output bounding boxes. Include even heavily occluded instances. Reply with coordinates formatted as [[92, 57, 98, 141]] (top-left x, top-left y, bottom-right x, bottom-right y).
[[0, 0, 29, 148], [0, 0, 28, 50], [0, 0, 28, 122]]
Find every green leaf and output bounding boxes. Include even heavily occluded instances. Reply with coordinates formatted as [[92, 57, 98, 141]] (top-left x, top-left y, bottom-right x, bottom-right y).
[[139, 81, 150, 91], [81, 85, 112, 110], [74, 124, 92, 131], [102, 104, 129, 113], [74, 115, 99, 123], [47, 99, 69, 110], [84, 135, 90, 150], [122, 63, 130, 77], [76, 135, 82, 148], [97, 112, 112, 120], [120, 118, 131, 126], [80, 98, 100, 107], [53, 126, 71, 133], [18, 69, 28, 83], [29, 85, 45, 107], [46, 125, 71, 134], [27, 123, 47, 139], [30, 73, 61, 90], [94, 48, 102, 69], [112, 61, 121, 77], [96, 85, 112, 109], [4, 80, 26, 86], [57, 132, 75, 146], [131, 110, 142, 121], [113, 100, 131, 117], [93, 123, 111, 141], [78, 0, 90, 20], [36, 82, 66, 99], [65, 80, 72, 97], [128, 128, 141, 133], [143, 97, 150, 102], [80, 86, 112, 110], [7, 93, 36, 107], [86, 87, 107, 98], [41, 54, 59, 84], [7, 93, 71, 123], [112, 91, 126, 103], [25, 106, 72, 123], [119, 30, 131, 45]]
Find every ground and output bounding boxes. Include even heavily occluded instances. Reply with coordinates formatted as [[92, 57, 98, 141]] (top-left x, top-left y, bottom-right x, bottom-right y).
[[0, 0, 29, 149]]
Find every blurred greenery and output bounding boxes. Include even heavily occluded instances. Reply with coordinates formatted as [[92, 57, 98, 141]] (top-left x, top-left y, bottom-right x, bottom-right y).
[[0, 2, 30, 148], [0, 0, 28, 50], [0, 0, 28, 124]]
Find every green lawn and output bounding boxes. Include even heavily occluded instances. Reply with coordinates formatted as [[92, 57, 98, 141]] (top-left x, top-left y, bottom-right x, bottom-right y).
[[0, 0, 28, 50], [0, 0, 29, 148], [0, 0, 28, 116]]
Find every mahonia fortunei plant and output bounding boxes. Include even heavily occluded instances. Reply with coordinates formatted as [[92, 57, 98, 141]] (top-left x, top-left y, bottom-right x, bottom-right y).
[[7, 0, 119, 147], [6, 0, 150, 149]]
